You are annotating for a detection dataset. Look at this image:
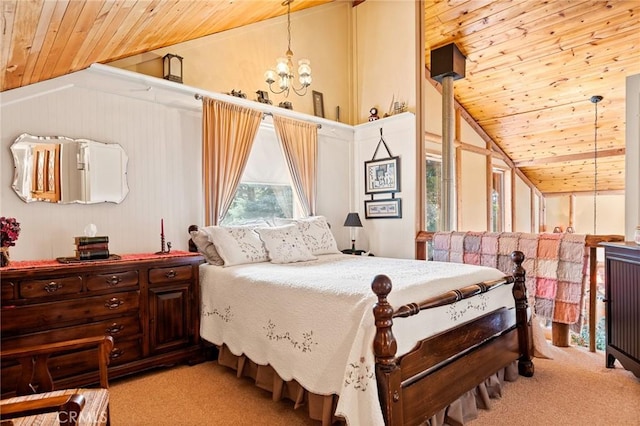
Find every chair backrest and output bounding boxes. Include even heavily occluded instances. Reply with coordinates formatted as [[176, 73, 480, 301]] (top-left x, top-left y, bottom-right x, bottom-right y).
[[1, 335, 114, 396]]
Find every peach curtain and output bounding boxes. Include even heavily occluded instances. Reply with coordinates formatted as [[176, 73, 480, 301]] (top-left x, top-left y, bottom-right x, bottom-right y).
[[202, 97, 262, 225], [272, 115, 318, 217]]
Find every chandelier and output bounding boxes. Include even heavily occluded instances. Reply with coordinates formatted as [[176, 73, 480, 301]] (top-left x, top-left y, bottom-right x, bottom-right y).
[[264, 0, 312, 97]]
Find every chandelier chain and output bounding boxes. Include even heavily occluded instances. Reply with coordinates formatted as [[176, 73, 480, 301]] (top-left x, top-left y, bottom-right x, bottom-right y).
[[264, 0, 311, 97]]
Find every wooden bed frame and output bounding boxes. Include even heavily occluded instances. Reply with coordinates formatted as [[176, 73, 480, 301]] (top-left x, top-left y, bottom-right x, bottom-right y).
[[189, 226, 534, 425], [372, 250, 533, 425]]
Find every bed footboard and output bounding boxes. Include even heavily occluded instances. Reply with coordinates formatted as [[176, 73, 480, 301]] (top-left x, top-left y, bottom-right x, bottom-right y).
[[372, 250, 533, 426]]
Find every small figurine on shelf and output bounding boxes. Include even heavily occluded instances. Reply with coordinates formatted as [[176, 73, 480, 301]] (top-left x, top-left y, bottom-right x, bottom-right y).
[[228, 89, 247, 99], [368, 107, 379, 122], [256, 90, 272, 105]]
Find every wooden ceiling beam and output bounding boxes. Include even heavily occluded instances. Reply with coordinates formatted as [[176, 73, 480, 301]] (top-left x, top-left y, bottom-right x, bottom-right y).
[[514, 148, 625, 167]]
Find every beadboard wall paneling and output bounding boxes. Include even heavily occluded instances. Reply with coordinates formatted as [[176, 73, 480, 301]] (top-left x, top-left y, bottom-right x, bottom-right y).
[[1, 86, 202, 261]]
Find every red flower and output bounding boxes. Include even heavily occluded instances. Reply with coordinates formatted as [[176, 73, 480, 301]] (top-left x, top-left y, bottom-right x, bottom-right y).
[[0, 217, 21, 248]]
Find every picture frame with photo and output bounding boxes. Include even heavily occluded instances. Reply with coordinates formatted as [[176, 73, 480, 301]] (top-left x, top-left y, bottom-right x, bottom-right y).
[[364, 156, 400, 194], [364, 198, 402, 219]]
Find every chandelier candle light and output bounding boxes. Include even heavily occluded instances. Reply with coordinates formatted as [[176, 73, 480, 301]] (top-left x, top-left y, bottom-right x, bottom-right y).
[[264, 0, 312, 97]]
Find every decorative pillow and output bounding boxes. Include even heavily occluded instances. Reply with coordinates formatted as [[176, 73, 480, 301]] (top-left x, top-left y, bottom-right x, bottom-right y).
[[206, 226, 269, 267], [190, 228, 224, 266], [274, 216, 340, 255], [255, 225, 317, 264]]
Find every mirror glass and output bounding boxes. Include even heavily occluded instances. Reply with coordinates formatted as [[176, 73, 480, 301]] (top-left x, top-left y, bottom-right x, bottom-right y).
[[11, 133, 129, 204]]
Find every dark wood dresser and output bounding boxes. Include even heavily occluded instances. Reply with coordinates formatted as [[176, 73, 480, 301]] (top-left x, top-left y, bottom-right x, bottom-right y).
[[1, 252, 204, 396], [602, 242, 640, 378]]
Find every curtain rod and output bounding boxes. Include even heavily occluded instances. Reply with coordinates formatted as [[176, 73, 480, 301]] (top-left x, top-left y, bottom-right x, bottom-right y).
[[194, 93, 321, 129]]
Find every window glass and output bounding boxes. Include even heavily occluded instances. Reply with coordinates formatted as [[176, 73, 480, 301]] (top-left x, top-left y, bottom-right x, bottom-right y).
[[221, 126, 297, 225], [425, 156, 442, 232], [492, 169, 505, 232]]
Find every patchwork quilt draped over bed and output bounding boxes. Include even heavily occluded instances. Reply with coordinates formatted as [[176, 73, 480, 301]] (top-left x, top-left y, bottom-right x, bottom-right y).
[[433, 231, 589, 327], [199, 254, 513, 425]]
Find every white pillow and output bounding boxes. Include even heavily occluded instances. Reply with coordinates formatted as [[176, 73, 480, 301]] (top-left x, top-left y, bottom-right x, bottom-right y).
[[255, 225, 317, 264], [206, 226, 269, 267], [274, 216, 340, 255]]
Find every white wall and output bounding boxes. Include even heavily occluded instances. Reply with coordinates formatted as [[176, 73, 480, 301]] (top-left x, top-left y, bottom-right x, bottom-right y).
[[514, 175, 532, 232], [353, 113, 416, 258], [460, 151, 487, 231], [1, 86, 202, 260], [626, 74, 640, 240], [1, 72, 353, 261]]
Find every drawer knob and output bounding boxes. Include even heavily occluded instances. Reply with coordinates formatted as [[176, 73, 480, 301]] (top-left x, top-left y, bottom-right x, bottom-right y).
[[44, 281, 63, 293], [106, 275, 122, 286], [104, 297, 124, 310], [106, 323, 125, 335], [165, 270, 177, 279], [110, 348, 125, 359]]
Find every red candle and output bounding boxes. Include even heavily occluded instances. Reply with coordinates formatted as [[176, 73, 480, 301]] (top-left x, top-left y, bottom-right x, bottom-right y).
[[161, 218, 164, 236]]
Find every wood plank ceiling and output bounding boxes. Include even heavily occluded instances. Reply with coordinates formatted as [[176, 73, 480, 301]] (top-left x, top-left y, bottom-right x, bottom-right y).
[[1, 0, 638, 195]]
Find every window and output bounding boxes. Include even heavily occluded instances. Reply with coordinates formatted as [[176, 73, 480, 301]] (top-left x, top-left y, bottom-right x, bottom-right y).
[[223, 183, 293, 225], [425, 156, 442, 232], [491, 169, 505, 232], [221, 126, 298, 225]]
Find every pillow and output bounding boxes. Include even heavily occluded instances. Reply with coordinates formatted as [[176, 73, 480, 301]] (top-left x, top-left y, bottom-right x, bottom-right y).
[[190, 228, 224, 266], [206, 225, 269, 267], [274, 216, 340, 255], [255, 225, 317, 264]]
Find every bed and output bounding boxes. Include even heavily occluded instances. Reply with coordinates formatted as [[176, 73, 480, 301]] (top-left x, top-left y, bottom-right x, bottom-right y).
[[188, 219, 533, 425]]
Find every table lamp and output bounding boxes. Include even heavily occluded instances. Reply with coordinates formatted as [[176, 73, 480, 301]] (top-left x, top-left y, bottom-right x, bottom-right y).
[[343, 212, 363, 250]]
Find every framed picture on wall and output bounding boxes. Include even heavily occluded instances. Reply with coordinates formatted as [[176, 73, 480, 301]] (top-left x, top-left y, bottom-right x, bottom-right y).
[[364, 156, 400, 194], [365, 198, 402, 219], [312, 91, 325, 118]]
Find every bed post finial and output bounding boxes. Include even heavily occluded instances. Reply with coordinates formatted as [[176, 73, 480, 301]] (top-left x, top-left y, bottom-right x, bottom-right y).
[[511, 250, 534, 377], [372, 274, 397, 365]]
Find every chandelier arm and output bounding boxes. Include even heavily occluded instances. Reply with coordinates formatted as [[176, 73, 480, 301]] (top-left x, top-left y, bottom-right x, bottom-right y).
[[267, 82, 289, 96], [291, 84, 309, 96]]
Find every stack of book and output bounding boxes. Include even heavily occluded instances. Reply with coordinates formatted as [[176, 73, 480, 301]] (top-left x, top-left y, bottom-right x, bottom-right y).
[[75, 236, 110, 260]]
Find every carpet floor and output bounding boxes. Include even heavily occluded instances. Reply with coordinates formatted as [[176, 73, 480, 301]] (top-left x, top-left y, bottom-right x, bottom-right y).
[[110, 345, 639, 425]]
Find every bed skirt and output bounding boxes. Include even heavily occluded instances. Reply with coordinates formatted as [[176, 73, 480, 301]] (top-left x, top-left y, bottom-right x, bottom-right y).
[[216, 344, 519, 425]]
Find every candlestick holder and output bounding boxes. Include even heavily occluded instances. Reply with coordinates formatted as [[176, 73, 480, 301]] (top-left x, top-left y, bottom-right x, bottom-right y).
[[155, 234, 172, 255]]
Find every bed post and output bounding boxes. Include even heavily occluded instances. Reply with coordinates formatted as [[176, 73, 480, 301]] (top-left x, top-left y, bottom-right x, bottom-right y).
[[372, 274, 403, 426], [511, 250, 534, 377]]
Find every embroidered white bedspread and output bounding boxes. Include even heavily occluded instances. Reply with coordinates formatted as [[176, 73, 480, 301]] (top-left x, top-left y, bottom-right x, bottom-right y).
[[199, 254, 511, 426]]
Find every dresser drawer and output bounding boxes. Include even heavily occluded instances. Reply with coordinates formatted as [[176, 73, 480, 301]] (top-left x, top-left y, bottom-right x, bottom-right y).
[[1, 281, 16, 302], [86, 270, 139, 291], [1, 291, 140, 334], [19, 276, 83, 299], [0, 314, 141, 351], [149, 265, 192, 284]]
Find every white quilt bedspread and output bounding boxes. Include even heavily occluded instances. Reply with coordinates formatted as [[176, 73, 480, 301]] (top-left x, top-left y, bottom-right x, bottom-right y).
[[199, 254, 512, 425]]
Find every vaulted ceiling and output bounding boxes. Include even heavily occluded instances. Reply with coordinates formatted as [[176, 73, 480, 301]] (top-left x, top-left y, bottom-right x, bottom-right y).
[[2, 0, 638, 195]]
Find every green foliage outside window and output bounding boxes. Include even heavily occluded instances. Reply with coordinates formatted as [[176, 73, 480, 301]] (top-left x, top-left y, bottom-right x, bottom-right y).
[[426, 158, 442, 232], [222, 183, 293, 225]]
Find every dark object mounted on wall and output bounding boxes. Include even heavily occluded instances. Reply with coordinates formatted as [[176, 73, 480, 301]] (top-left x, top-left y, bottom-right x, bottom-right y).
[[256, 90, 272, 104], [279, 101, 293, 110], [228, 89, 247, 98], [430, 43, 466, 83], [163, 54, 183, 83]]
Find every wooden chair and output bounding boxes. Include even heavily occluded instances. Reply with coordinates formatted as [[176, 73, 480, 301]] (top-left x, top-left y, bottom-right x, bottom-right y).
[[0, 336, 114, 426]]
